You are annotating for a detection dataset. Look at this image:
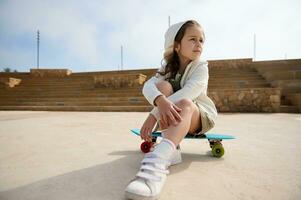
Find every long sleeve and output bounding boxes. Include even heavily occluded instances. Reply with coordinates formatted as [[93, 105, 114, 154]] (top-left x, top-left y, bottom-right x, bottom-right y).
[[150, 62, 209, 120], [142, 66, 166, 106]]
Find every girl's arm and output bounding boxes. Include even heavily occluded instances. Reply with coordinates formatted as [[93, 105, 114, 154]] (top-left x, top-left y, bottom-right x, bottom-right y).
[[150, 62, 209, 120], [140, 66, 166, 139], [142, 66, 166, 106]]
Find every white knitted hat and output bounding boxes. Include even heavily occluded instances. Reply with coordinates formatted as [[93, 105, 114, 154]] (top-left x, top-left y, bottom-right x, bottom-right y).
[[163, 21, 186, 58], [164, 21, 187, 50]]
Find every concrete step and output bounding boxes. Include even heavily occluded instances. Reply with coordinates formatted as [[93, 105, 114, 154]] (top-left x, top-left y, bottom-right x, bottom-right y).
[[5, 85, 136, 91], [0, 97, 146, 103], [7, 74, 264, 84], [3, 80, 271, 88], [70, 70, 152, 76], [209, 80, 268, 84], [1, 77, 92, 82], [1, 87, 276, 98], [19, 75, 266, 82], [278, 105, 299, 113], [3, 86, 142, 91], [142, 72, 259, 79], [1, 88, 142, 94], [20, 81, 94, 86], [208, 84, 271, 88], [210, 67, 253, 71], [211, 76, 263, 80], [0, 105, 153, 112], [211, 79, 267, 84], [1, 75, 143, 82], [209, 72, 259, 76], [0, 101, 149, 106], [17, 79, 267, 89], [0, 96, 146, 102], [2, 73, 264, 84], [262, 70, 301, 81], [7, 83, 93, 89], [22, 76, 92, 80], [252, 60, 301, 74], [210, 68, 256, 71], [0, 97, 147, 104], [0, 89, 142, 97], [12, 86, 95, 90], [0, 93, 144, 98], [281, 87, 301, 95], [1, 86, 271, 97], [270, 79, 301, 87], [0, 70, 258, 81]]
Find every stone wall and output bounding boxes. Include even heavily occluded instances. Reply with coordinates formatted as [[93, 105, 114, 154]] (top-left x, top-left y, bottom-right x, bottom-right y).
[[30, 69, 72, 77], [208, 58, 252, 69], [94, 73, 147, 88], [209, 88, 281, 112]]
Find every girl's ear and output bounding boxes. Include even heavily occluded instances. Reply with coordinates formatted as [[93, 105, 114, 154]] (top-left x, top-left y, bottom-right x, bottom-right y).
[[174, 42, 180, 52]]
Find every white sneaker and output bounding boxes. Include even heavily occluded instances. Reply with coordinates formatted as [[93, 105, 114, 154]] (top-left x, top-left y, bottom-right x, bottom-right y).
[[170, 145, 182, 166], [125, 153, 170, 200], [125, 138, 176, 200], [150, 144, 182, 167]]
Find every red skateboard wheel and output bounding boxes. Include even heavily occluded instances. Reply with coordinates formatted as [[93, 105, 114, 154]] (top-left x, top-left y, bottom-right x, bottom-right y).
[[140, 141, 152, 153]]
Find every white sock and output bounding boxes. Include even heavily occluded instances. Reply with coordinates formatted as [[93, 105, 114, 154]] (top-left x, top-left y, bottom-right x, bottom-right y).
[[151, 138, 176, 160], [161, 138, 176, 150], [161, 132, 180, 150]]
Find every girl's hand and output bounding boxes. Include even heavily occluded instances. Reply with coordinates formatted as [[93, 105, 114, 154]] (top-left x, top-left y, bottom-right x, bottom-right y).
[[156, 96, 182, 127], [140, 114, 157, 141], [159, 119, 169, 130]]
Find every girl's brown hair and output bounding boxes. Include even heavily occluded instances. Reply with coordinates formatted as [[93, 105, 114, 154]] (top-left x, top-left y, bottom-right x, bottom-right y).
[[158, 20, 205, 80]]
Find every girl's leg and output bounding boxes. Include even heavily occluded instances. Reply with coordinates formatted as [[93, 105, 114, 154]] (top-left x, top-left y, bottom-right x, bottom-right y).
[[155, 81, 202, 146], [125, 81, 201, 199], [163, 99, 201, 146]]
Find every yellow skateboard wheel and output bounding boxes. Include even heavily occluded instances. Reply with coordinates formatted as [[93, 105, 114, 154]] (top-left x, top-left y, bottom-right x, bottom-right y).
[[212, 143, 224, 158]]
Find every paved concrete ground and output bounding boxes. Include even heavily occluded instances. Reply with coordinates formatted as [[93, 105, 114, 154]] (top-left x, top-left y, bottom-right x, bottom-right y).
[[0, 111, 300, 200]]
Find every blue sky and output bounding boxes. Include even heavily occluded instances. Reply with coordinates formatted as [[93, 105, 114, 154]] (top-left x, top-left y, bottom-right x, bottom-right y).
[[0, 0, 300, 72]]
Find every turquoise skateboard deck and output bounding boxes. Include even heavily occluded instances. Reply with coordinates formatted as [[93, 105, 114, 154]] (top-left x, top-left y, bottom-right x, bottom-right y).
[[131, 128, 235, 158], [131, 128, 235, 140]]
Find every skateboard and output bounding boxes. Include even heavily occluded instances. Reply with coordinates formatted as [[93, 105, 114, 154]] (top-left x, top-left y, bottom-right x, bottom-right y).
[[131, 128, 235, 158]]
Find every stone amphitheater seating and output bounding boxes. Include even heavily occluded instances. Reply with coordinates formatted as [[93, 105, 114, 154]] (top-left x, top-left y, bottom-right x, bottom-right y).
[[0, 58, 300, 113], [252, 59, 301, 112]]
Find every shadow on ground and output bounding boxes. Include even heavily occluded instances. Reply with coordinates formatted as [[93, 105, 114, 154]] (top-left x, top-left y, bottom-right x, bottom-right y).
[[0, 150, 220, 200]]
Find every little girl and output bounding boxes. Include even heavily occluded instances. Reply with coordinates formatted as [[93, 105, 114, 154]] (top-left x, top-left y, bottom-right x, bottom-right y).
[[125, 20, 218, 200]]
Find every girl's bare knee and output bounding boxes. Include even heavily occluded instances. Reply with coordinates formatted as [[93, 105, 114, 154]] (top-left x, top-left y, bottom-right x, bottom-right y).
[[175, 98, 194, 111]]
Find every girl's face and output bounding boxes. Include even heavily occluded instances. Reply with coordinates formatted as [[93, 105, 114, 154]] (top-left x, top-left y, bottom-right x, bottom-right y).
[[175, 25, 204, 63]]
